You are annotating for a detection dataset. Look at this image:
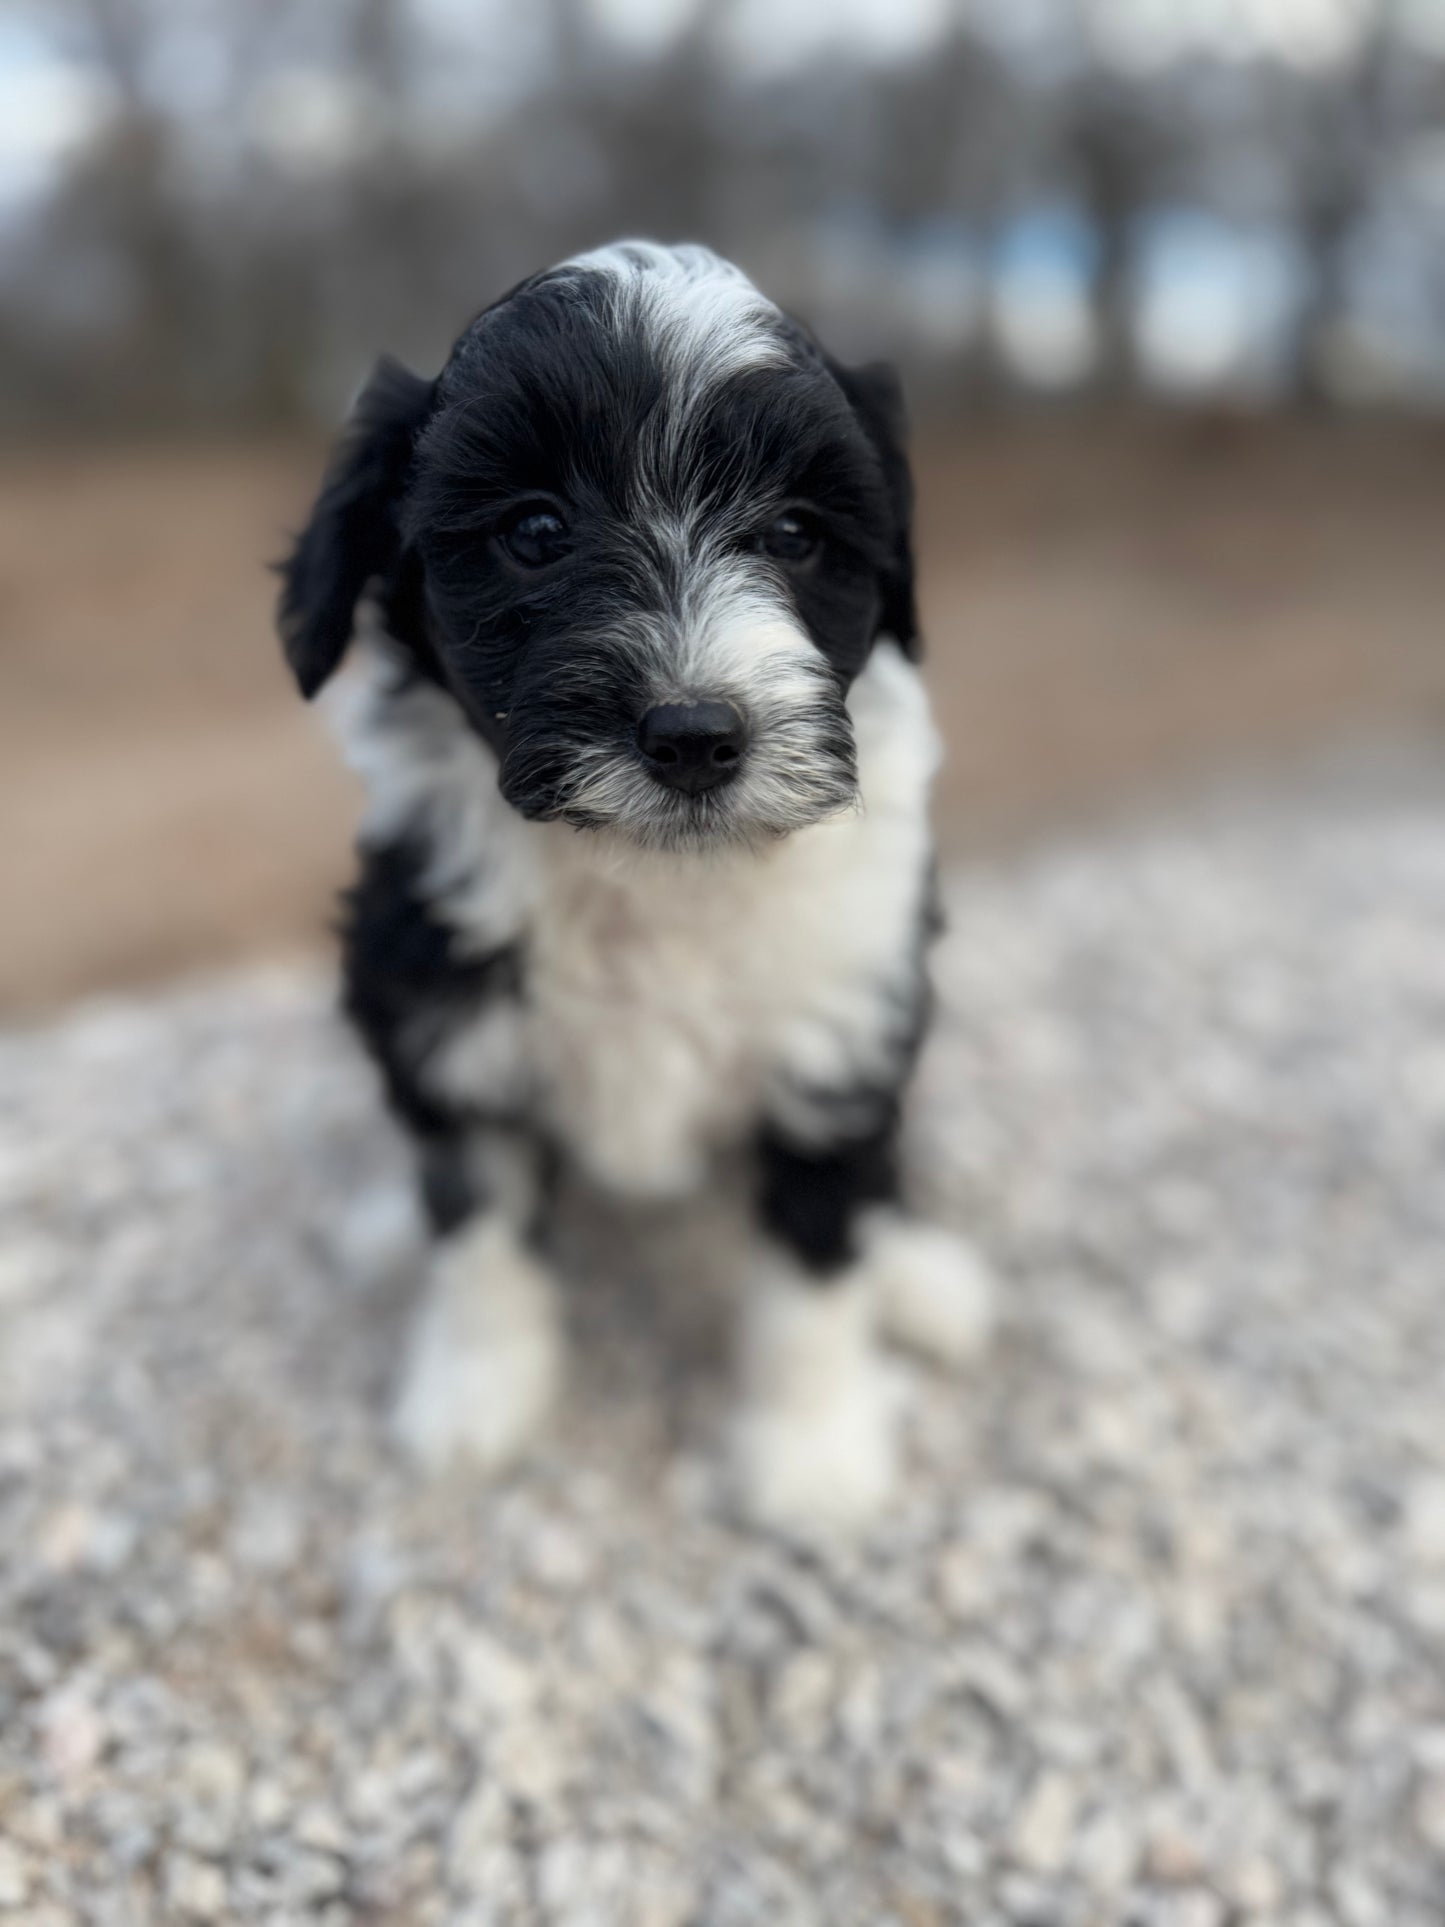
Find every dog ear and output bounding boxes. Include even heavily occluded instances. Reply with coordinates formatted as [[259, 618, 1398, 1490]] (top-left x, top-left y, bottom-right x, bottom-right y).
[[277, 356, 435, 698], [828, 356, 920, 660]]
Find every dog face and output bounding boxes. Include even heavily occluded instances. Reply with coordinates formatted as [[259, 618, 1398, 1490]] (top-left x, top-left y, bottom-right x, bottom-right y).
[[280, 243, 918, 850]]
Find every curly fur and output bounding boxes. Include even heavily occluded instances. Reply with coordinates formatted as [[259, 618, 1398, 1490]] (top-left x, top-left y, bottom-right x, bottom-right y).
[[278, 241, 992, 1532]]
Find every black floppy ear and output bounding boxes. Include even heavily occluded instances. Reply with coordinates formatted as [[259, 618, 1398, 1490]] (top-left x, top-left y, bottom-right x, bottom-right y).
[[828, 356, 920, 660], [277, 356, 435, 698]]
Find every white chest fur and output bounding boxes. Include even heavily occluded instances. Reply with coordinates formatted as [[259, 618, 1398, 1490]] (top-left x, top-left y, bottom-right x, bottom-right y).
[[332, 640, 940, 1199]]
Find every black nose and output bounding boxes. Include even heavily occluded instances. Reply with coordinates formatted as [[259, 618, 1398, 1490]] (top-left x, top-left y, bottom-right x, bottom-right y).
[[636, 700, 746, 795]]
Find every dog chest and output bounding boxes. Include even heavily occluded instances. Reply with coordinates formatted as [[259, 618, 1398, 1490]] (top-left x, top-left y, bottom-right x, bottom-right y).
[[522, 790, 930, 1197], [341, 639, 940, 1199]]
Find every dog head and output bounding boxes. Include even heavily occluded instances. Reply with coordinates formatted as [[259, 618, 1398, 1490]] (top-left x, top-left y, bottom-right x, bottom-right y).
[[279, 242, 918, 850]]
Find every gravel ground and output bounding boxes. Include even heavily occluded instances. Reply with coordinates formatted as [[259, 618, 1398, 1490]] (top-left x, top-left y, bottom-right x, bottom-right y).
[[2, 780, 1444, 1926]]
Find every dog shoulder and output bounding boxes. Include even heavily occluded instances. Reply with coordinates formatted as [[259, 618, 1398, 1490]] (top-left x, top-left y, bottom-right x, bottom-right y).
[[324, 640, 535, 1127], [759, 643, 941, 1139], [323, 637, 535, 945]]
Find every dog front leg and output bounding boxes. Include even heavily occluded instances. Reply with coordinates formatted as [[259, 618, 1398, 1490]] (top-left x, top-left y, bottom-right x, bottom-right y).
[[391, 1128, 564, 1475], [732, 1123, 901, 1535]]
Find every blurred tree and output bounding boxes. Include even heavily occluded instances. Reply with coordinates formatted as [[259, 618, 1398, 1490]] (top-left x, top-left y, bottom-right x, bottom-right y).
[[1281, 0, 1399, 404], [44, 0, 198, 419], [0, 0, 1437, 428], [1059, 66, 1175, 396]]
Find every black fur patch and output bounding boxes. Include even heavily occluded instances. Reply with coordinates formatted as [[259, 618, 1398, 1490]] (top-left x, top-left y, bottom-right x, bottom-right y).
[[277, 358, 435, 698], [754, 861, 939, 1271], [756, 1124, 901, 1273], [275, 256, 918, 739], [341, 835, 522, 1136], [407, 272, 902, 773]]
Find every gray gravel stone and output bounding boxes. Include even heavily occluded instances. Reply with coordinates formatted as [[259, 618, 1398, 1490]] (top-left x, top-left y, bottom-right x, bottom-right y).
[[162, 1854, 227, 1921], [2, 786, 1444, 1922]]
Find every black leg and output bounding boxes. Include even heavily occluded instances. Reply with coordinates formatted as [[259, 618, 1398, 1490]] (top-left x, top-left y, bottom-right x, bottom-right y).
[[416, 1124, 557, 1250], [734, 1117, 904, 1531], [417, 1133, 478, 1237], [339, 835, 549, 1244], [755, 1118, 901, 1275]]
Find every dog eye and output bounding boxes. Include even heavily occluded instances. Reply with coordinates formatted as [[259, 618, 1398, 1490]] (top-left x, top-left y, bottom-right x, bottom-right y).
[[759, 510, 821, 566], [498, 504, 570, 569]]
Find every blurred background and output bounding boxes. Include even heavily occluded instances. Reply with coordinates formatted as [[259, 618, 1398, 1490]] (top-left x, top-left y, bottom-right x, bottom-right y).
[[3, 0, 1444, 1015]]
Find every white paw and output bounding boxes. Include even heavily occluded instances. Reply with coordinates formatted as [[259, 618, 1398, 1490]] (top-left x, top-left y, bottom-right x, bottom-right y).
[[864, 1215, 997, 1368], [392, 1217, 563, 1475], [732, 1259, 896, 1537], [733, 1363, 897, 1536]]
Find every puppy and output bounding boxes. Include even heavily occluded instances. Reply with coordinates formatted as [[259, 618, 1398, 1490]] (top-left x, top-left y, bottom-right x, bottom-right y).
[[278, 241, 994, 1532]]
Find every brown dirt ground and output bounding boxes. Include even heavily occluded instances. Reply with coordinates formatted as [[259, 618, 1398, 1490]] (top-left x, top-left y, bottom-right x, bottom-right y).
[[3, 416, 1444, 1017]]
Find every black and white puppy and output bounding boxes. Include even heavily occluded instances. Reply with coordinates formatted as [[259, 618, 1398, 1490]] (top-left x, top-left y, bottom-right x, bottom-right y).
[[279, 242, 994, 1531]]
